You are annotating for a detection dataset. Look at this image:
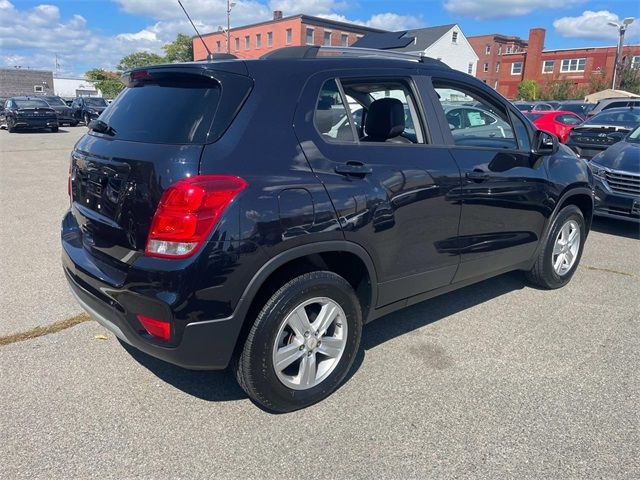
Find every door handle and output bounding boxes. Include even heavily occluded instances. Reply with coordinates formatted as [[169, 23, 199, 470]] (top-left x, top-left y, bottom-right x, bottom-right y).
[[335, 162, 372, 177], [466, 171, 491, 182]]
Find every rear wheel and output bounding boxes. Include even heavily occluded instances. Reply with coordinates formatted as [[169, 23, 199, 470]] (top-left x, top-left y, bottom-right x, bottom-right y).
[[526, 205, 585, 289], [234, 271, 362, 413], [51, 126, 59, 132]]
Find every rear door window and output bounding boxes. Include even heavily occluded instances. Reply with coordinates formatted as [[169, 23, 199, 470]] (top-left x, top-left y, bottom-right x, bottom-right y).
[[98, 73, 222, 144]]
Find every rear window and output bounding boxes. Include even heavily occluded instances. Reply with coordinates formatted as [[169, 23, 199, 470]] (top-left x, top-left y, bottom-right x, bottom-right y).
[[98, 74, 221, 144], [586, 110, 640, 126], [43, 96, 67, 106], [15, 99, 49, 108], [85, 97, 108, 107]]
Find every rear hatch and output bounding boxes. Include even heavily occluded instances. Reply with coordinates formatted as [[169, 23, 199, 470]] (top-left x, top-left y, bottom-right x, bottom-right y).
[[568, 125, 629, 148], [69, 64, 252, 267]]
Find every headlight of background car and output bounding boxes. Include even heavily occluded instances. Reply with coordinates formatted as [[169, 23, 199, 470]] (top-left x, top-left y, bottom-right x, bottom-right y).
[[589, 158, 608, 180]]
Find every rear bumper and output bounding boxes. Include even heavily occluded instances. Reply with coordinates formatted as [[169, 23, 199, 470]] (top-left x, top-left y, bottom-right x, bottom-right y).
[[63, 268, 242, 369], [13, 118, 58, 129], [593, 180, 640, 223]]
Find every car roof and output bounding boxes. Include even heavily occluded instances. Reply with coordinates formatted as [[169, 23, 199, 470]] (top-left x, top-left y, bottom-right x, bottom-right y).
[[590, 106, 638, 114]]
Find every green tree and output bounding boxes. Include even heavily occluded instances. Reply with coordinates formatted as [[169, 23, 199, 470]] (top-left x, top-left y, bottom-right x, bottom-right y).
[[85, 68, 124, 99], [163, 33, 194, 63], [541, 79, 572, 101], [517, 80, 541, 101], [117, 51, 165, 72], [619, 62, 640, 95]]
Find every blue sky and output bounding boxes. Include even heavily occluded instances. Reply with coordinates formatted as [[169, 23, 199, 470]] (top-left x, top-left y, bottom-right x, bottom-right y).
[[1, 0, 638, 76]]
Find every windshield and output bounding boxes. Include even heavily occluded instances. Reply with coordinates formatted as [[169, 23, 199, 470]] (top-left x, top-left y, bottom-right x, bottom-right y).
[[585, 110, 640, 126], [85, 98, 108, 107], [43, 96, 67, 107], [524, 113, 544, 121], [15, 99, 49, 108], [627, 125, 640, 143]]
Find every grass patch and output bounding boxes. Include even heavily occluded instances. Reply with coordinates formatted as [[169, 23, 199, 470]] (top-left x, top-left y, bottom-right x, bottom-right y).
[[0, 313, 91, 346]]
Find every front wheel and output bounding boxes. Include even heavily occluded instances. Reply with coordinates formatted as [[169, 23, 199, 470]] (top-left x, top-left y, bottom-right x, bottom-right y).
[[526, 205, 586, 289], [51, 126, 59, 132], [83, 113, 90, 126], [235, 271, 362, 413]]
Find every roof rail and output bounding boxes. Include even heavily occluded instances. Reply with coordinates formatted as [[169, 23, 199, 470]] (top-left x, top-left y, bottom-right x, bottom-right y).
[[201, 53, 239, 61], [260, 45, 449, 67]]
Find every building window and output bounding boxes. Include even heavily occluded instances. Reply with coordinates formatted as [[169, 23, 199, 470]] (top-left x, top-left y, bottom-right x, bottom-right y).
[[560, 58, 586, 72], [498, 46, 502, 55], [306, 27, 314, 45], [452, 31, 458, 43], [483, 62, 489, 72], [485, 45, 491, 55], [511, 62, 523, 75], [286, 28, 292, 45], [341, 33, 349, 47], [216, 41, 221, 52], [34, 85, 44, 93], [245, 35, 250, 49], [468, 62, 474, 74], [506, 46, 512, 54], [267, 31, 273, 47], [495, 62, 500, 72], [323, 31, 332, 46], [235, 37, 240, 51], [256, 33, 262, 48], [542, 60, 554, 74]]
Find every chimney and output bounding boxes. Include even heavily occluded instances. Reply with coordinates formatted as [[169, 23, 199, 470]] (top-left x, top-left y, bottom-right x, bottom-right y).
[[273, 10, 283, 20], [523, 28, 545, 80]]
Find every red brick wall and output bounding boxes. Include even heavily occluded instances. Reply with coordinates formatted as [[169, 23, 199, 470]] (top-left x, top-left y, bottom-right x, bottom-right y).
[[193, 17, 367, 60], [469, 34, 528, 88]]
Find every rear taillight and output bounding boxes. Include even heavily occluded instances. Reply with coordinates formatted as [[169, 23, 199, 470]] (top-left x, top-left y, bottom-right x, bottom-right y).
[[137, 314, 170, 342], [145, 175, 247, 259]]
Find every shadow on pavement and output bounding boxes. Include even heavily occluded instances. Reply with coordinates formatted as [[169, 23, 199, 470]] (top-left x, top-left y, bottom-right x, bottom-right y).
[[125, 271, 526, 405], [591, 217, 639, 240]]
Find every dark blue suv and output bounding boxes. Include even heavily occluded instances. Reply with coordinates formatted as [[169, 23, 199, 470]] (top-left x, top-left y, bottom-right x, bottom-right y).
[[62, 46, 594, 412]]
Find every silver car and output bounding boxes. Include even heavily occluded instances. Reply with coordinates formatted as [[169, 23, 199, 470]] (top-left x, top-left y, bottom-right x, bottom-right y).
[[442, 104, 513, 139]]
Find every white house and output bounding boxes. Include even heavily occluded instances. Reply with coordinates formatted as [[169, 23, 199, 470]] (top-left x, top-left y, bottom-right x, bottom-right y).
[[53, 76, 102, 98], [354, 24, 479, 76]]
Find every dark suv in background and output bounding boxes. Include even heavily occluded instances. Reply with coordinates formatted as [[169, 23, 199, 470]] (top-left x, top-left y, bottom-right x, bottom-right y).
[[70, 96, 108, 125], [62, 46, 594, 412], [41, 95, 78, 126]]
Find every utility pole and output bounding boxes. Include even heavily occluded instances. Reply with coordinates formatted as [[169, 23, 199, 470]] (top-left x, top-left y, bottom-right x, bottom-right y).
[[226, 0, 236, 53], [608, 17, 635, 90]]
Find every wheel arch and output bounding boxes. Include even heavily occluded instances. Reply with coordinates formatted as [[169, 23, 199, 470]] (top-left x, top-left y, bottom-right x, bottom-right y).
[[230, 241, 378, 357]]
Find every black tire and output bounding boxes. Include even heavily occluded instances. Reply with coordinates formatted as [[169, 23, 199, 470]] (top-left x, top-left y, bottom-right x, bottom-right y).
[[235, 271, 362, 413], [526, 205, 586, 289], [83, 113, 90, 126], [51, 126, 59, 132], [71, 121, 79, 127], [8, 119, 15, 133]]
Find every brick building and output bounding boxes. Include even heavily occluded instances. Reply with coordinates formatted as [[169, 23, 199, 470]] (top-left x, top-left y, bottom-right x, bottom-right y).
[[470, 28, 640, 99], [193, 11, 384, 60], [0, 68, 54, 98], [468, 33, 528, 88]]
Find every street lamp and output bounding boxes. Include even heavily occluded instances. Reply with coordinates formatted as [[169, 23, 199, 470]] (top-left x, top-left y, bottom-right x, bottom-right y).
[[226, 0, 236, 54], [608, 17, 635, 89]]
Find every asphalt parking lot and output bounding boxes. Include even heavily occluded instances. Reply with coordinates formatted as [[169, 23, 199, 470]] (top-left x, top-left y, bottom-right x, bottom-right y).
[[1, 128, 639, 479]]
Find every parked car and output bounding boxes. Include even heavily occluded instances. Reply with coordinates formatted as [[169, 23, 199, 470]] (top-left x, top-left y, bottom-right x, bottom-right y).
[[41, 95, 78, 126], [523, 110, 583, 143], [443, 104, 513, 139], [588, 125, 640, 222], [566, 107, 640, 159], [514, 101, 554, 112], [557, 101, 594, 120], [0, 96, 58, 132], [70, 96, 108, 125], [62, 47, 593, 412], [586, 97, 640, 119]]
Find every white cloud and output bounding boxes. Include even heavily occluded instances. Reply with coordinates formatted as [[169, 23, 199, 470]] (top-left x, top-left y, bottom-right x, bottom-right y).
[[553, 10, 640, 41], [319, 12, 423, 31], [443, 0, 585, 20]]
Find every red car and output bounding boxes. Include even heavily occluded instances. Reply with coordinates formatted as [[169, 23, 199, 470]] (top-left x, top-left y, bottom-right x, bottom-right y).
[[524, 111, 583, 143]]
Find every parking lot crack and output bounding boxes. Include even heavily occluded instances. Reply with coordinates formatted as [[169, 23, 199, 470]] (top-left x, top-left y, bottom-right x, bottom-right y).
[[0, 313, 90, 346], [581, 265, 636, 278]]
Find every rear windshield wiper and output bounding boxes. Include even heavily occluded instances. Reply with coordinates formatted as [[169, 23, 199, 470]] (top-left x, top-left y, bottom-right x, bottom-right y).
[[89, 119, 116, 136]]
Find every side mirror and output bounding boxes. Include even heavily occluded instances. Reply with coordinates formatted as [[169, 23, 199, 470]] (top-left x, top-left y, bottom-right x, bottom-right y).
[[532, 129, 558, 156]]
